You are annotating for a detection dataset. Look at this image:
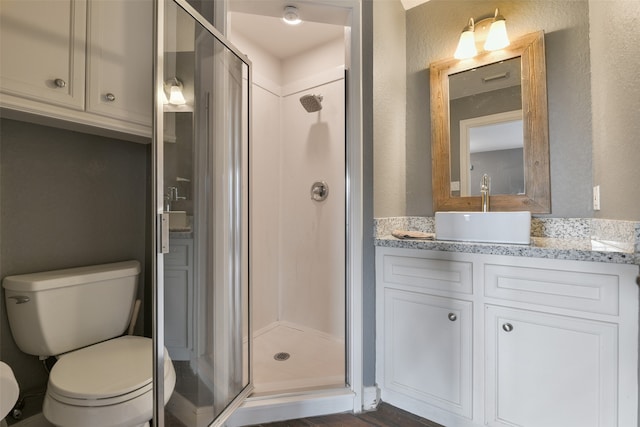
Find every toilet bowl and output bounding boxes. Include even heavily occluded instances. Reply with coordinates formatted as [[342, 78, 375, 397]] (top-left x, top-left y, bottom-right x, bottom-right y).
[[43, 336, 175, 427], [0, 361, 19, 421], [3, 261, 175, 427]]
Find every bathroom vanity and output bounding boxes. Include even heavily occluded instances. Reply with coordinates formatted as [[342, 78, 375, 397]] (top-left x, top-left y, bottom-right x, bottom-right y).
[[165, 234, 194, 361], [375, 228, 639, 427]]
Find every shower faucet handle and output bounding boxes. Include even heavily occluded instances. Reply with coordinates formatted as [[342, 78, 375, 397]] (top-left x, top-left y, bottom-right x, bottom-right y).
[[310, 181, 329, 201]]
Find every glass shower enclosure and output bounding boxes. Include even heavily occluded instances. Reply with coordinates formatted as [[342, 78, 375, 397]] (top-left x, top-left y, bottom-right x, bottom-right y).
[[153, 1, 251, 426]]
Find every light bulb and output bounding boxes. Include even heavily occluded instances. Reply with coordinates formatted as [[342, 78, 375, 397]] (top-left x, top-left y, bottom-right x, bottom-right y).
[[283, 6, 301, 25], [454, 20, 477, 60], [168, 85, 186, 105], [484, 10, 510, 51]]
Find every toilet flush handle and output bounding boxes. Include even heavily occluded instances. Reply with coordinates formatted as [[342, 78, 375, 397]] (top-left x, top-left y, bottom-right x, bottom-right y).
[[7, 296, 30, 304]]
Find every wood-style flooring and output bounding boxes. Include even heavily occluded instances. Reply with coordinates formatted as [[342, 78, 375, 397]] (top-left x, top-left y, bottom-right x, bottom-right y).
[[248, 402, 446, 427]]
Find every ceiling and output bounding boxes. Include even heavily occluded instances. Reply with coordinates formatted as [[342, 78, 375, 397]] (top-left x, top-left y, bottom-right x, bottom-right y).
[[229, 11, 345, 60], [400, 0, 430, 10], [226, 0, 429, 61]]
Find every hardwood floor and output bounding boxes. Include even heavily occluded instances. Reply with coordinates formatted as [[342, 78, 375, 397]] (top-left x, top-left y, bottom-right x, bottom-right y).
[[248, 402, 446, 427]]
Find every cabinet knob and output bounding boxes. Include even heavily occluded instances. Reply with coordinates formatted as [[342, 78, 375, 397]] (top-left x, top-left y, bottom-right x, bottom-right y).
[[502, 323, 514, 332], [54, 78, 66, 88], [448, 312, 457, 322], [105, 93, 116, 102]]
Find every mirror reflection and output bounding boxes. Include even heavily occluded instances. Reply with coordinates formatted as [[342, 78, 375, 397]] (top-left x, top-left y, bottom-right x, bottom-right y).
[[449, 57, 524, 196]]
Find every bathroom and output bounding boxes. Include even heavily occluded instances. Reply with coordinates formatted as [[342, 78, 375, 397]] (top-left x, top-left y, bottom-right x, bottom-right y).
[[1, 0, 639, 426]]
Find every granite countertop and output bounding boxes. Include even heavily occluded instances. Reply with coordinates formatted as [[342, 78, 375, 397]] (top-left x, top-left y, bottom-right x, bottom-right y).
[[375, 235, 638, 265], [375, 217, 640, 265]]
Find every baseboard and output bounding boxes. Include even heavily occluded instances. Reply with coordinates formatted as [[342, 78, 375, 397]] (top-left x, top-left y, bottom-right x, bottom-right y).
[[362, 386, 381, 411], [166, 391, 214, 427]]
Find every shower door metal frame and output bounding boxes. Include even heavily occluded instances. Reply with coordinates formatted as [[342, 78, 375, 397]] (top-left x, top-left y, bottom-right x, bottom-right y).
[[152, 1, 253, 426], [154, 0, 366, 423]]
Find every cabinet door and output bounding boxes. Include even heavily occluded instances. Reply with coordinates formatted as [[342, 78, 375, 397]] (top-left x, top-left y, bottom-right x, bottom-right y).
[[164, 239, 193, 361], [0, 0, 86, 109], [86, 0, 152, 125], [485, 305, 618, 427], [383, 289, 473, 418]]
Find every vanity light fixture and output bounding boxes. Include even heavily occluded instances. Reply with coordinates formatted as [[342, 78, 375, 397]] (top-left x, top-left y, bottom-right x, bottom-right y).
[[164, 77, 186, 105], [454, 18, 477, 59], [484, 9, 510, 51], [282, 6, 302, 25], [454, 8, 510, 60]]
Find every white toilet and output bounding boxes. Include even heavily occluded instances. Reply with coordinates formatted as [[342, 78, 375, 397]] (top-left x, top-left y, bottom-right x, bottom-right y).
[[2, 260, 176, 427]]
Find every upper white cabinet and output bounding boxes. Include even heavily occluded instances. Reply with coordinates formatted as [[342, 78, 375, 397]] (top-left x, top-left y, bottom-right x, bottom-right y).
[[86, 0, 152, 126], [376, 247, 639, 427], [0, 0, 87, 110], [0, 0, 153, 140]]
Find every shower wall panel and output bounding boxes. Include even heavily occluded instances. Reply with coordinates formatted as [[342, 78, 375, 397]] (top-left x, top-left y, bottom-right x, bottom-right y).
[[279, 76, 345, 338], [230, 24, 346, 339], [251, 84, 281, 332]]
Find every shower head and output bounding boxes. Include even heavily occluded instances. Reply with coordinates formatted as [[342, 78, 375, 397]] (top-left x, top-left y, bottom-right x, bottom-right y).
[[300, 94, 323, 113]]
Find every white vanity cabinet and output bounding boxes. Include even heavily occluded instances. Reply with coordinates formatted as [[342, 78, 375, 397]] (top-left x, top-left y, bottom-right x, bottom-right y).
[[0, 0, 152, 139], [376, 246, 639, 427], [376, 250, 474, 423], [0, 0, 87, 110], [164, 237, 194, 361]]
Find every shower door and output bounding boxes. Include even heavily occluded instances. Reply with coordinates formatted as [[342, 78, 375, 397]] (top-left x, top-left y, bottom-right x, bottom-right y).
[[153, 1, 251, 426]]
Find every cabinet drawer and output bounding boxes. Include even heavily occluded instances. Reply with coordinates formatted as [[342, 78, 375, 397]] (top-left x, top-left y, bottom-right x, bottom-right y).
[[485, 263, 619, 315], [165, 241, 191, 267], [381, 253, 472, 294]]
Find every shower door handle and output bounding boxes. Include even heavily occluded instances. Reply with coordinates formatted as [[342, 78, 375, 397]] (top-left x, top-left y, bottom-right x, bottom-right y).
[[159, 212, 170, 253]]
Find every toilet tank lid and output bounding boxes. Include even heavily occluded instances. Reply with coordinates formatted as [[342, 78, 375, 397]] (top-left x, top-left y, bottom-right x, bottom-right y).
[[2, 260, 140, 292]]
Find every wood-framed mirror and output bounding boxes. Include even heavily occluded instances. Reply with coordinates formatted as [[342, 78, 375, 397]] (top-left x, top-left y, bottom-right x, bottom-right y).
[[430, 31, 550, 213]]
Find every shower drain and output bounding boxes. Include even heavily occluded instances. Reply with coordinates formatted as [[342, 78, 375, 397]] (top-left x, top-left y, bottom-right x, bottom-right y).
[[273, 352, 291, 361]]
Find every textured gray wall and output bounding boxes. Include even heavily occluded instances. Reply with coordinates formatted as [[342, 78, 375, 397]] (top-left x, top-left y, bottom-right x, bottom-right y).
[[469, 148, 525, 196], [373, 0, 406, 218], [0, 119, 149, 399], [362, 0, 376, 388], [406, 0, 593, 217], [589, 0, 640, 221]]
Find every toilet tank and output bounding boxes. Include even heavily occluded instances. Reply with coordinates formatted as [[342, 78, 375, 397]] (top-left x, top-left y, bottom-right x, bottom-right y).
[[3, 260, 140, 357]]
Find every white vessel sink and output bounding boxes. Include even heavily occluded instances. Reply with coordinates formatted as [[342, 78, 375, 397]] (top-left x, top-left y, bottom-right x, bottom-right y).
[[435, 211, 531, 245]]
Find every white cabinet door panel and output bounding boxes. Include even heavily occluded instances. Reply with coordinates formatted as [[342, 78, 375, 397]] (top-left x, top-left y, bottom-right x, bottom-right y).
[[485, 305, 617, 427], [384, 288, 473, 418], [164, 239, 193, 361], [0, 0, 86, 109], [86, 0, 152, 125]]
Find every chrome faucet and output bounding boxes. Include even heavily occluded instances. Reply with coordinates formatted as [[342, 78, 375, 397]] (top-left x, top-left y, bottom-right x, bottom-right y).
[[165, 186, 186, 211], [480, 174, 490, 212]]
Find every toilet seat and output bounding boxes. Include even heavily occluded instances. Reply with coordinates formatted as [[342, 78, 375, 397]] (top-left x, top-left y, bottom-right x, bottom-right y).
[[44, 335, 175, 427], [47, 336, 167, 407]]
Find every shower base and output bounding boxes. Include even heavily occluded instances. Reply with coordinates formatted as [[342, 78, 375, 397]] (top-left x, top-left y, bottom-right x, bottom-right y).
[[252, 322, 345, 395]]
